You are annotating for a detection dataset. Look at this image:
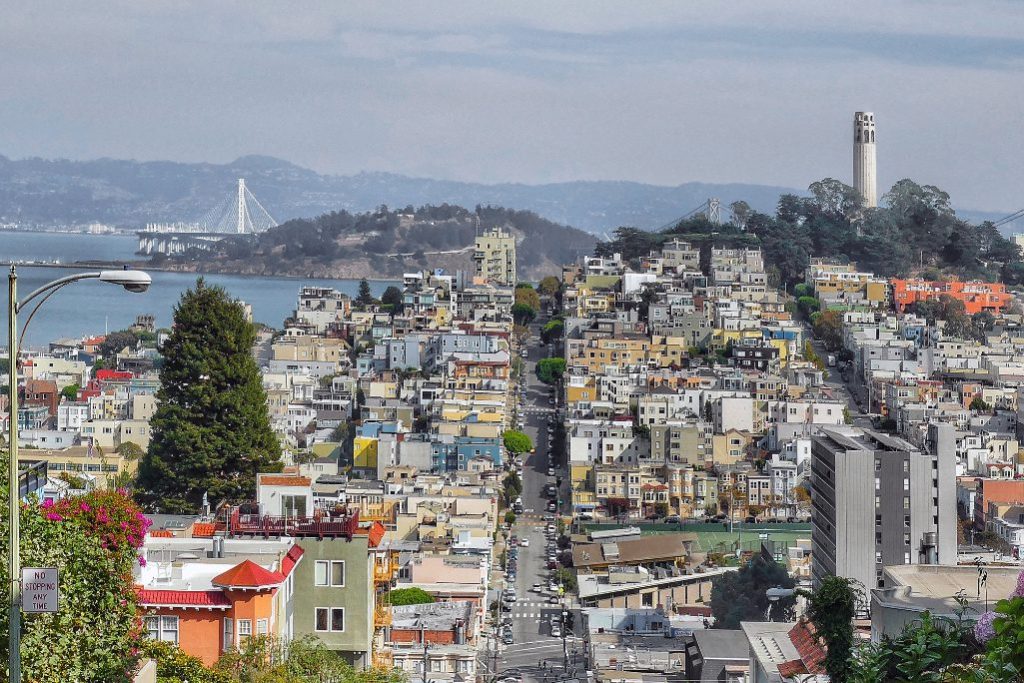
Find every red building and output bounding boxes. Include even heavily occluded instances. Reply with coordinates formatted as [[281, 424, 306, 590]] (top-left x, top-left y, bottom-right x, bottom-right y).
[[891, 278, 1011, 315]]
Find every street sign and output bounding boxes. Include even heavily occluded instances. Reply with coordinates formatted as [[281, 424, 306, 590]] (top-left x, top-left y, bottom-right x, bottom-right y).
[[21, 567, 58, 613]]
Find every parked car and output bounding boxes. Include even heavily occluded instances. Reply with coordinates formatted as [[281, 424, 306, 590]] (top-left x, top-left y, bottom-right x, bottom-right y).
[[519, 538, 529, 547]]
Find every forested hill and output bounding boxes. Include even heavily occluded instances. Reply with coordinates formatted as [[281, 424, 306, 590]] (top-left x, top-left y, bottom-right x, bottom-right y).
[[597, 178, 1024, 286], [158, 204, 596, 280]]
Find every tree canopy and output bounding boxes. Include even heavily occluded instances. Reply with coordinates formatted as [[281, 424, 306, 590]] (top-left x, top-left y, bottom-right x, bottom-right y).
[[380, 285, 403, 312], [596, 178, 1024, 287], [709, 554, 795, 629], [136, 280, 282, 513], [538, 275, 561, 297], [388, 587, 436, 606], [503, 430, 533, 454], [536, 357, 566, 384]]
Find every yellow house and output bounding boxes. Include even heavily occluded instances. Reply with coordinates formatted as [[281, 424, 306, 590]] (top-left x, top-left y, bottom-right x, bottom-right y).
[[353, 436, 379, 469], [711, 429, 753, 465]]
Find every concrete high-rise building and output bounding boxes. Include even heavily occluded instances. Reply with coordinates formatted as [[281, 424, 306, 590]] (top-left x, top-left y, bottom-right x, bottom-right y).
[[853, 111, 877, 208], [473, 227, 517, 286], [810, 426, 955, 591]]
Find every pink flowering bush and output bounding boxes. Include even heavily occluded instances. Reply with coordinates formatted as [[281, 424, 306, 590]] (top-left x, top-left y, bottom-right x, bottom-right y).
[[0, 487, 152, 682], [45, 489, 151, 556]]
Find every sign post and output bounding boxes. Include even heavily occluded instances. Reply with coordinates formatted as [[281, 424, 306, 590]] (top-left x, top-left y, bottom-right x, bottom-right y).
[[21, 567, 58, 613]]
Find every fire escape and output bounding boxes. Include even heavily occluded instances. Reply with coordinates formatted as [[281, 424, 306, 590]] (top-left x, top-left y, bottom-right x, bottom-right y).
[[371, 549, 399, 669]]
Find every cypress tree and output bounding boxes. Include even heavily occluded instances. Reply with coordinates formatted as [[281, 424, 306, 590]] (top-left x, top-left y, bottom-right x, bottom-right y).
[[136, 279, 282, 513]]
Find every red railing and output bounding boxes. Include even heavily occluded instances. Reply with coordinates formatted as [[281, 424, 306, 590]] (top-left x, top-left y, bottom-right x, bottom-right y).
[[229, 508, 361, 539]]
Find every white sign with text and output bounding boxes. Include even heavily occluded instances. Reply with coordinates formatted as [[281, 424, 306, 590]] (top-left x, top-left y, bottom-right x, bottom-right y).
[[22, 567, 59, 613]]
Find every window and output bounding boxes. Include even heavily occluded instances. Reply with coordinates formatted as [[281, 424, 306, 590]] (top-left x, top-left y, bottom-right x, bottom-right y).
[[223, 618, 234, 651], [642, 592, 653, 607], [257, 618, 269, 636], [904, 497, 911, 510], [238, 619, 252, 641], [145, 615, 179, 644], [315, 607, 345, 632], [314, 560, 346, 587]]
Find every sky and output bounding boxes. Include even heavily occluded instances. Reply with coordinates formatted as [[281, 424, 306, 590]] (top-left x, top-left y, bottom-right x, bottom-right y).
[[1, 1, 1022, 212]]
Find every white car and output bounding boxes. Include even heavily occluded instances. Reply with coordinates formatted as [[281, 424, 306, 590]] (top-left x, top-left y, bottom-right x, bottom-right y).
[[548, 582, 559, 592], [519, 538, 530, 547]]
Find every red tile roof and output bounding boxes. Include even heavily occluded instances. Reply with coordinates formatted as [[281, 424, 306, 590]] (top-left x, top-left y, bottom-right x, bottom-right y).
[[137, 588, 231, 608], [280, 545, 304, 577], [776, 660, 808, 678], [149, 529, 174, 538], [787, 619, 827, 675], [212, 560, 283, 589]]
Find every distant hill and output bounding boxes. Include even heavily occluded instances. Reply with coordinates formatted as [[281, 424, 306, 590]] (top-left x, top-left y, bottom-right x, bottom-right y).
[[0, 153, 797, 234], [158, 204, 597, 281]]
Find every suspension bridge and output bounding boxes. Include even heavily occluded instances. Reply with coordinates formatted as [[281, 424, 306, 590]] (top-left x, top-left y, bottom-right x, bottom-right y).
[[137, 179, 278, 256]]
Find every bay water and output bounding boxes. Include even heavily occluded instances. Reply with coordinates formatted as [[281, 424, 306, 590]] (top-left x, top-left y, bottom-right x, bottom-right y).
[[0, 232, 392, 348]]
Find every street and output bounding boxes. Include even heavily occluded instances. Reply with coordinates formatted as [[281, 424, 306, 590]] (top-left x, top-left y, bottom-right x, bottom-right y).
[[486, 318, 584, 682]]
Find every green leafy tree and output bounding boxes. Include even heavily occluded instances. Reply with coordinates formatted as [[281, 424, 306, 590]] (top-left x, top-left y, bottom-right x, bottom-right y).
[[98, 329, 141, 359], [553, 567, 578, 592], [503, 430, 533, 454], [380, 285, 404, 312], [970, 395, 992, 412], [541, 319, 564, 344], [536, 357, 566, 384], [388, 587, 436, 606], [60, 383, 80, 402], [116, 441, 145, 461], [143, 639, 232, 683], [504, 511, 517, 525], [709, 554, 795, 629], [137, 280, 282, 513], [355, 278, 375, 309], [812, 309, 844, 351], [511, 302, 536, 325], [538, 275, 561, 298], [805, 576, 861, 682], [514, 284, 541, 312]]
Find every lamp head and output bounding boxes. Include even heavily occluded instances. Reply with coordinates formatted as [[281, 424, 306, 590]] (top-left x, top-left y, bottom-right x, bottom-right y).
[[98, 270, 152, 293]]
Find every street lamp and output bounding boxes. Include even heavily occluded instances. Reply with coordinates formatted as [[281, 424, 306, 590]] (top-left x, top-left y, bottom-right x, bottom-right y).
[[7, 265, 151, 682]]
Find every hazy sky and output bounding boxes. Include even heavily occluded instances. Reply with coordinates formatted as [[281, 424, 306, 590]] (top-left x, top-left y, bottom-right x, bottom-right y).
[[2, 1, 1022, 211]]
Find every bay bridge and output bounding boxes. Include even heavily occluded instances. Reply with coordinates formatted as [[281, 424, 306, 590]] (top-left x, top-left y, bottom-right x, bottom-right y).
[[137, 179, 278, 256]]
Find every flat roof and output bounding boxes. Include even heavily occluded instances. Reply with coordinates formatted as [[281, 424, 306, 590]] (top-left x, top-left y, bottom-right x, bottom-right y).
[[876, 564, 1021, 615]]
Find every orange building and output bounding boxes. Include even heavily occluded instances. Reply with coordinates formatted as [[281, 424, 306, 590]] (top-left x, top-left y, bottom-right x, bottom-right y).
[[891, 278, 1011, 315], [138, 549, 303, 665]]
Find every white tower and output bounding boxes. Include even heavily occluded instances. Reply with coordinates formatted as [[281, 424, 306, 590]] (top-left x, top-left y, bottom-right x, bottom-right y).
[[236, 178, 249, 234], [853, 112, 877, 208]]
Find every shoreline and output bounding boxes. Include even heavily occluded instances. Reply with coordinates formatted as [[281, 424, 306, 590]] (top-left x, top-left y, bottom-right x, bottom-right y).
[[0, 260, 401, 283]]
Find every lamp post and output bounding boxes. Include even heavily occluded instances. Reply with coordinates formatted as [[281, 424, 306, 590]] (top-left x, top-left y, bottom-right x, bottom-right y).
[[8, 266, 151, 682]]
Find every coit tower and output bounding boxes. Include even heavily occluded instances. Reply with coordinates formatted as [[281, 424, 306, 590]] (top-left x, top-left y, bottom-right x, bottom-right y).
[[853, 111, 877, 207]]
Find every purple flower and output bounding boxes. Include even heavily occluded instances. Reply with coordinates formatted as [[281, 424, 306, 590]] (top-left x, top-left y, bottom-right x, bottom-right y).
[[79, 502, 91, 512], [137, 555, 147, 567], [40, 499, 54, 509], [45, 513, 63, 522], [1013, 572, 1024, 598], [975, 610, 998, 643]]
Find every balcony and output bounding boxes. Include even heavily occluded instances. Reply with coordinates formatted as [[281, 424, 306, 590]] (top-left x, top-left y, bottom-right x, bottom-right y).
[[229, 508, 360, 539], [374, 554, 398, 584]]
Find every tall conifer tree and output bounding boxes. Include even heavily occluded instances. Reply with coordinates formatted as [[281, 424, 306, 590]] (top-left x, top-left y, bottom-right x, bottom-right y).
[[137, 279, 282, 512]]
